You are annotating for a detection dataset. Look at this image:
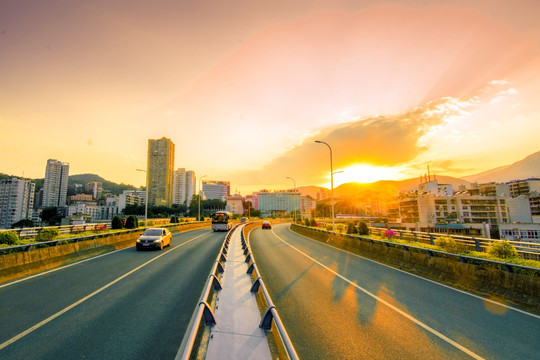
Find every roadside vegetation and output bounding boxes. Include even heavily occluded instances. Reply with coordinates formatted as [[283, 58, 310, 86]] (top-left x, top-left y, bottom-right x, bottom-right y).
[[300, 221, 540, 271]]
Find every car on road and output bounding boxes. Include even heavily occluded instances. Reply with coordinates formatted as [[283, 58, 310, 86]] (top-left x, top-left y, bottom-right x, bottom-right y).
[[240, 217, 247, 223], [136, 228, 172, 250], [261, 221, 271, 230]]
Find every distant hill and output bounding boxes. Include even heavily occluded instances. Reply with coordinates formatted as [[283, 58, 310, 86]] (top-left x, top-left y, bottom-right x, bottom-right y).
[[0, 172, 138, 195], [463, 151, 540, 183], [333, 175, 471, 198], [297, 185, 328, 198], [68, 173, 138, 195]]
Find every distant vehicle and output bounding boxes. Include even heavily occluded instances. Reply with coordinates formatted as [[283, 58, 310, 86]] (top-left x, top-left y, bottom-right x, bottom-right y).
[[211, 211, 233, 231], [240, 217, 247, 223], [262, 221, 271, 230], [136, 228, 172, 250]]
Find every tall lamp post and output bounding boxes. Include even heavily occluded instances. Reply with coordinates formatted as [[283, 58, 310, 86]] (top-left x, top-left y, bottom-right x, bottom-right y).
[[315, 140, 335, 232], [136, 169, 148, 229], [286, 176, 297, 224], [198, 175, 207, 221]]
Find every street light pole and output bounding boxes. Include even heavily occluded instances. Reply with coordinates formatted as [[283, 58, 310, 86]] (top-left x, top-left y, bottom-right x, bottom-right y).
[[136, 169, 148, 229], [286, 176, 297, 224], [198, 175, 207, 221], [315, 140, 335, 232]]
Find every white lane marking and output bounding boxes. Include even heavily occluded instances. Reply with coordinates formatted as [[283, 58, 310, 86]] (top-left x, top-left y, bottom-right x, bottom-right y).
[[0, 230, 209, 289], [0, 232, 209, 351], [283, 224, 540, 320], [270, 226, 487, 360]]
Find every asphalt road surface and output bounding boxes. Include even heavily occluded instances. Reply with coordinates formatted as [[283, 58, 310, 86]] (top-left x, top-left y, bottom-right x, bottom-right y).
[[250, 223, 540, 360], [0, 228, 224, 360]]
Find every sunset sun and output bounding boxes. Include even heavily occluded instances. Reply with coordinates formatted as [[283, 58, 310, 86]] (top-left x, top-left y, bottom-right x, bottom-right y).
[[326, 164, 405, 187]]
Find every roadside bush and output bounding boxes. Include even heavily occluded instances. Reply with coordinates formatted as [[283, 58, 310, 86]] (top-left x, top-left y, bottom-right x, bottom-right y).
[[434, 236, 468, 254], [488, 240, 518, 259], [358, 222, 369, 236], [346, 221, 358, 234], [125, 215, 138, 229], [0, 231, 19, 245], [310, 218, 316, 227], [111, 216, 123, 229], [38, 228, 59, 241]]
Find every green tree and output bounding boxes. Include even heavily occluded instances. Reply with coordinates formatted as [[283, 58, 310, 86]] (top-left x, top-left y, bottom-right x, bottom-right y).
[[38, 228, 59, 241], [11, 219, 35, 229], [125, 215, 138, 229], [188, 194, 201, 217], [357, 222, 369, 235], [0, 231, 19, 245], [123, 204, 145, 216], [112, 216, 123, 229], [41, 207, 58, 225], [488, 240, 518, 259], [346, 221, 358, 234]]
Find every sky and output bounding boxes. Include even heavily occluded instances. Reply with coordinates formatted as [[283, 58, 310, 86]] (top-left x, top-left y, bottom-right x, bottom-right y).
[[1, 0, 540, 194]]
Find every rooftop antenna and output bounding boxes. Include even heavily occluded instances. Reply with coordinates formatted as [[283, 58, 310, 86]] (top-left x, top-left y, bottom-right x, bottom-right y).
[[428, 164, 431, 182]]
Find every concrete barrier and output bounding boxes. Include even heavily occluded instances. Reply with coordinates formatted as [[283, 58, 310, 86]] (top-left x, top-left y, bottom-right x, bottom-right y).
[[0, 223, 210, 284], [291, 225, 540, 313]]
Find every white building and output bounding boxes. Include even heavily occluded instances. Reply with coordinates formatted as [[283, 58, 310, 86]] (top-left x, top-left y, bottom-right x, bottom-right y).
[[42, 159, 69, 208], [118, 190, 146, 213], [0, 178, 35, 229], [172, 169, 197, 205], [226, 195, 244, 215], [186, 171, 196, 204], [202, 180, 230, 201]]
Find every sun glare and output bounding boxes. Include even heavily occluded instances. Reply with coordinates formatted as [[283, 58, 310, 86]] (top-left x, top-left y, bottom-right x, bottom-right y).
[[331, 164, 404, 186]]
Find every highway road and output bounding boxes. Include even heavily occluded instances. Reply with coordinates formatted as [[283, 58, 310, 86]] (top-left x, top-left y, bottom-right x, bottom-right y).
[[250, 223, 540, 360], [0, 228, 224, 360]]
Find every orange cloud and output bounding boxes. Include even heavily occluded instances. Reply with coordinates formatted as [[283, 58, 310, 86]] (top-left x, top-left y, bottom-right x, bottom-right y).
[[228, 96, 476, 189]]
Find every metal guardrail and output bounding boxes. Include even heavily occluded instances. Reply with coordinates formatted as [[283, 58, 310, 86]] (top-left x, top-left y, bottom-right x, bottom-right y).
[[242, 225, 299, 360], [293, 224, 540, 275], [0, 221, 209, 255], [367, 226, 540, 259], [314, 221, 540, 260], [178, 225, 234, 360]]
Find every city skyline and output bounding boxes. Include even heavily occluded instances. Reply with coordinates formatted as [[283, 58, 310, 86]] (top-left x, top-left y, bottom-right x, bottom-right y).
[[1, 1, 540, 194]]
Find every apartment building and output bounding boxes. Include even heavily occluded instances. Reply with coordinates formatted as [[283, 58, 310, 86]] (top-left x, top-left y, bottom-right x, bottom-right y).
[[172, 168, 196, 205], [147, 137, 175, 206], [42, 159, 69, 208], [0, 178, 35, 229], [202, 180, 230, 201]]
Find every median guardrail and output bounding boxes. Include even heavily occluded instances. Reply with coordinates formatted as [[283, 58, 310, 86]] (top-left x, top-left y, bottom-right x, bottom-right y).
[[177, 225, 234, 360], [242, 225, 299, 360]]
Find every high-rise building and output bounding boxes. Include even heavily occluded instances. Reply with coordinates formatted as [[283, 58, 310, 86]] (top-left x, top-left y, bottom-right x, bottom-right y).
[[0, 178, 35, 229], [202, 180, 230, 201], [172, 168, 197, 205], [42, 159, 69, 208], [147, 137, 175, 206], [186, 171, 196, 204]]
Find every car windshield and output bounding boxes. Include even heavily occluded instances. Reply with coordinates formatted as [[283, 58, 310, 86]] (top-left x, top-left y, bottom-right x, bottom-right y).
[[143, 229, 163, 236]]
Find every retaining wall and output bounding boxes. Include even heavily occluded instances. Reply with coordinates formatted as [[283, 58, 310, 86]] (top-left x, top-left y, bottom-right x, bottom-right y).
[[292, 225, 540, 313], [0, 223, 210, 284]]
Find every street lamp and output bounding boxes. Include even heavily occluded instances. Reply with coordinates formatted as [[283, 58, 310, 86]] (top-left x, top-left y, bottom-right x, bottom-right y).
[[286, 176, 297, 224], [198, 175, 207, 221], [136, 169, 148, 229], [315, 140, 335, 232]]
